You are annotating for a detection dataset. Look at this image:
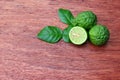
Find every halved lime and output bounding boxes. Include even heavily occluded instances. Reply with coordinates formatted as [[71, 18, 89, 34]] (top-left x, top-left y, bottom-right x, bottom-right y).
[[69, 26, 87, 45]]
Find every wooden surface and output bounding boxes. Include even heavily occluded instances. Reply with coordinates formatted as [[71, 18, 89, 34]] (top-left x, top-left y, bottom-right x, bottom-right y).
[[0, 0, 120, 80]]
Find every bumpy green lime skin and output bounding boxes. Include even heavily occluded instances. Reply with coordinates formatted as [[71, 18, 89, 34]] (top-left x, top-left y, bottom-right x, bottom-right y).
[[89, 25, 110, 46], [72, 11, 97, 30]]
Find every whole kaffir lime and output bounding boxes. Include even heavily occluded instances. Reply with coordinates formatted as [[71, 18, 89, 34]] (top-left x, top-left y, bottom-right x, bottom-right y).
[[89, 25, 110, 46], [72, 11, 97, 30]]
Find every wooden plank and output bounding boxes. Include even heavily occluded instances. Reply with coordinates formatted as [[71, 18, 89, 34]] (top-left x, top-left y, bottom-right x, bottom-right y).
[[0, 0, 120, 80]]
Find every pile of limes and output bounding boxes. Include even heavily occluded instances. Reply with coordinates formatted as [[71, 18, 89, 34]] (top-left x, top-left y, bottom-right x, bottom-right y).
[[69, 11, 110, 46]]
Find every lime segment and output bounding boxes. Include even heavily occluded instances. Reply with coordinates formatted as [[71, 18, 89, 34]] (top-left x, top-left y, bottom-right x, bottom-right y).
[[69, 26, 87, 45]]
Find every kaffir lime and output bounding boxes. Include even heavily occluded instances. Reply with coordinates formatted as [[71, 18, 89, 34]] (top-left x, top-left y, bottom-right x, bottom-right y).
[[72, 11, 97, 29], [69, 26, 87, 45], [89, 25, 110, 46]]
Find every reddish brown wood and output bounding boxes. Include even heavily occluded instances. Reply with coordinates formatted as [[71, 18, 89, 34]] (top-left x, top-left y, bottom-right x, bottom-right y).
[[0, 0, 120, 80]]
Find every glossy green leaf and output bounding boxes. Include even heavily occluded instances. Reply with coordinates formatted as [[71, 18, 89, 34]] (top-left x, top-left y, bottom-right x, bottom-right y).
[[63, 25, 73, 42], [58, 8, 74, 25], [37, 26, 62, 43]]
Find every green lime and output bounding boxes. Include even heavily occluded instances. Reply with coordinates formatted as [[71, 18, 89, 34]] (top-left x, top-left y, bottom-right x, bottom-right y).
[[69, 26, 87, 45], [72, 11, 97, 30], [89, 25, 110, 46]]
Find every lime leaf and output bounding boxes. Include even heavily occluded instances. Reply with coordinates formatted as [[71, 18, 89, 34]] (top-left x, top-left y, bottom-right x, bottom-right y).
[[58, 8, 74, 25], [63, 25, 73, 42], [89, 24, 110, 46], [69, 26, 88, 45], [37, 26, 62, 43]]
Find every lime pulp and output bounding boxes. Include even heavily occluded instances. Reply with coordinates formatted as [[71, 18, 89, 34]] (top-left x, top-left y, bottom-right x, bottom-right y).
[[69, 26, 87, 45]]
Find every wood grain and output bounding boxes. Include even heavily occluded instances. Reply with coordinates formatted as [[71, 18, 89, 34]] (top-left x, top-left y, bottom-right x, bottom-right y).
[[0, 0, 120, 80]]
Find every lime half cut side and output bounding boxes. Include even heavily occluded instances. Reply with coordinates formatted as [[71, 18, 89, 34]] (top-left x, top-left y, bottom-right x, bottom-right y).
[[69, 26, 87, 45]]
